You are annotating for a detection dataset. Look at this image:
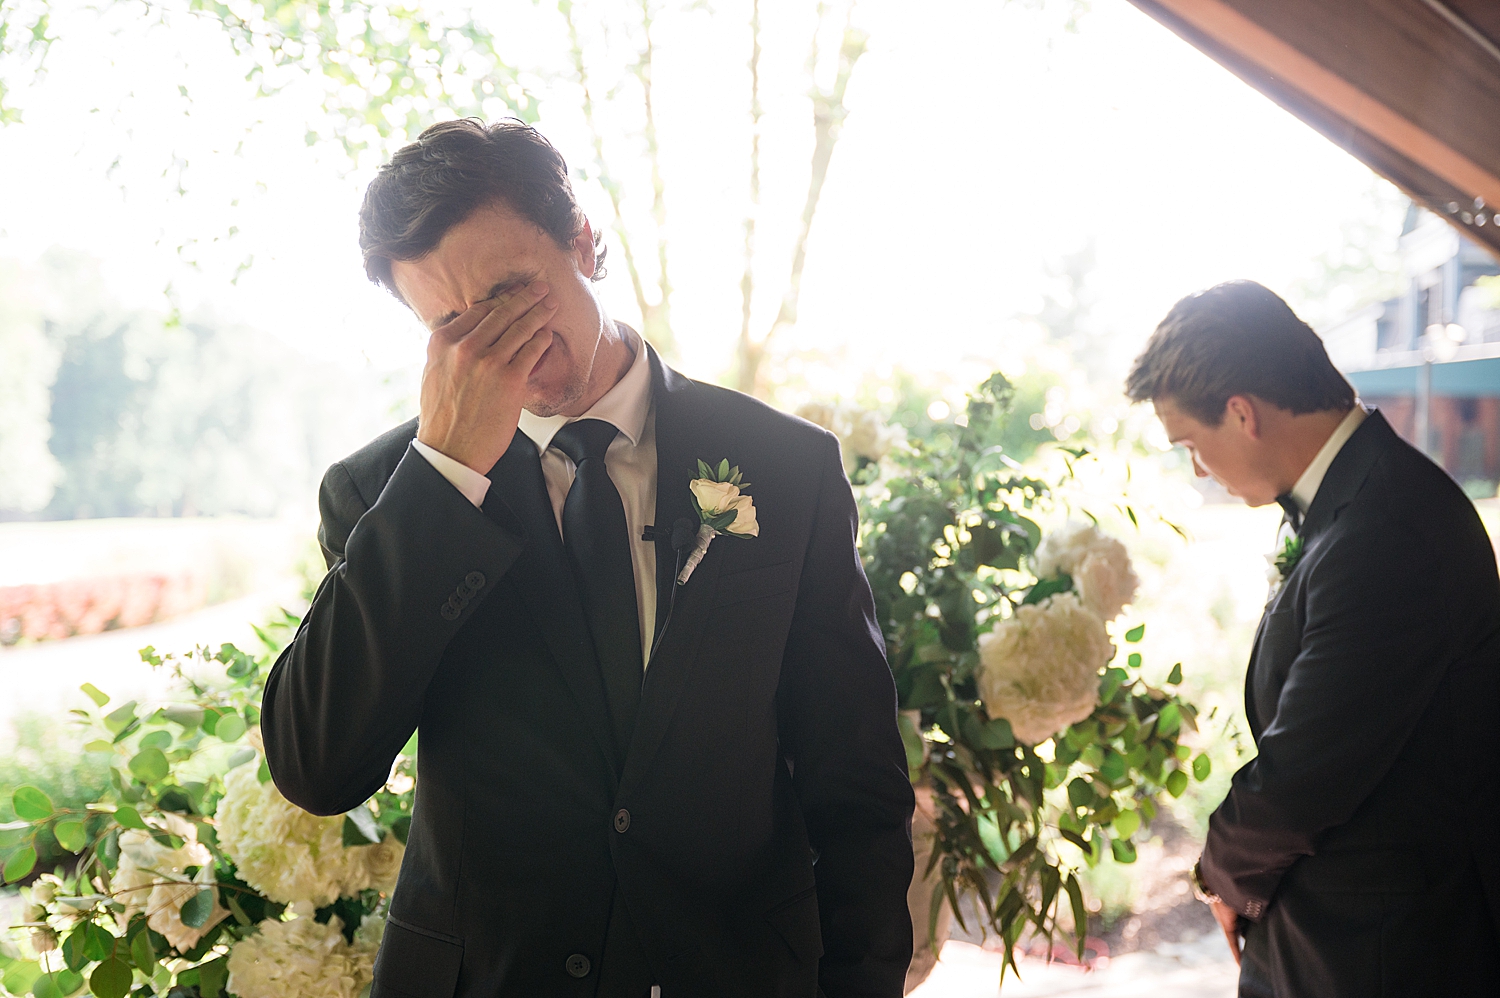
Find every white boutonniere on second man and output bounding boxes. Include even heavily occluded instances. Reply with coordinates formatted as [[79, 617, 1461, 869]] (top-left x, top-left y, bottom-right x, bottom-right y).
[[679, 459, 759, 585], [1265, 532, 1304, 601]]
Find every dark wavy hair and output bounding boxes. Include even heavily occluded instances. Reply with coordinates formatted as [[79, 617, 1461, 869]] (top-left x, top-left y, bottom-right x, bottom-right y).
[[1125, 280, 1355, 425], [358, 118, 605, 295]]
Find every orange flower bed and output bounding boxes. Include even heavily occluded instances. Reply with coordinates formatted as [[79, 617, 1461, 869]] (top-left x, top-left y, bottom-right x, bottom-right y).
[[0, 571, 205, 644]]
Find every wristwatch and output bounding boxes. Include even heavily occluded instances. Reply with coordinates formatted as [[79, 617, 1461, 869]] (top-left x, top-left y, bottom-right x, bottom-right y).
[[1191, 860, 1223, 905]]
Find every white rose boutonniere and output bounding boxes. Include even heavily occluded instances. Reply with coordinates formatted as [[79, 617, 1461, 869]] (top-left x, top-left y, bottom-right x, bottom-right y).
[[680, 459, 758, 584], [1265, 533, 1304, 601]]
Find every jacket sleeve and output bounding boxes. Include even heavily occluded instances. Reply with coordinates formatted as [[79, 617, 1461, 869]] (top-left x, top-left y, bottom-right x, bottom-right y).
[[1200, 516, 1451, 919], [262, 445, 524, 816], [778, 433, 915, 998]]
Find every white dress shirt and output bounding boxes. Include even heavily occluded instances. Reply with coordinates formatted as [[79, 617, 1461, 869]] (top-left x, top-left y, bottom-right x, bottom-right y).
[[1288, 404, 1369, 516], [411, 332, 659, 666]]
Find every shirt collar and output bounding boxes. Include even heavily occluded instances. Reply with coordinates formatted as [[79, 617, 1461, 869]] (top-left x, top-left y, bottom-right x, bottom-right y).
[[1289, 404, 1368, 514], [517, 326, 652, 454]]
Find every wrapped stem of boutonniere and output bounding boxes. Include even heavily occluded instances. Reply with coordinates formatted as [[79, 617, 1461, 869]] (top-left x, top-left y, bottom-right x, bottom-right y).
[[680, 458, 759, 585]]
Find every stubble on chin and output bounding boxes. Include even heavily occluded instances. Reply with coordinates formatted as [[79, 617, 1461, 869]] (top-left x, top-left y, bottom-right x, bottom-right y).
[[524, 371, 589, 419]]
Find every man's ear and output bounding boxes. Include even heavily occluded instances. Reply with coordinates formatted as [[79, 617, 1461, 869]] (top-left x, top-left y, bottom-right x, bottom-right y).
[[573, 219, 597, 279], [1224, 395, 1261, 440]]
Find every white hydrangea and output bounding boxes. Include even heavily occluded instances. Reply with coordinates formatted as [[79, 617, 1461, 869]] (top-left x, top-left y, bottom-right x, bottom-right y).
[[1032, 521, 1139, 621], [216, 762, 404, 907], [976, 593, 1113, 745], [226, 908, 380, 998], [113, 828, 229, 952]]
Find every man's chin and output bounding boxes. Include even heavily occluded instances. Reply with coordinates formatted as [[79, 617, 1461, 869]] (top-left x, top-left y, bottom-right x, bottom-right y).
[[524, 379, 586, 419]]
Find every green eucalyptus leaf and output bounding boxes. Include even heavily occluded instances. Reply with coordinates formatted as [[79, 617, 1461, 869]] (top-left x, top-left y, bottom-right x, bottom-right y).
[[12, 784, 54, 821], [1165, 769, 1189, 798], [53, 819, 86, 853], [32, 968, 84, 998], [138, 730, 172, 752], [88, 957, 132, 998], [161, 704, 205, 728], [103, 701, 138, 735], [83, 739, 114, 753], [82, 921, 114, 961], [1125, 623, 1145, 643], [198, 955, 229, 998], [2, 960, 42, 996], [129, 748, 170, 784], [131, 929, 157, 976], [1110, 837, 1137, 863], [1021, 574, 1072, 606], [1166, 663, 1183, 685], [61, 926, 90, 971], [227, 747, 257, 770], [215, 712, 248, 743], [180, 888, 215, 929], [3, 844, 37, 882], [1193, 753, 1213, 781], [114, 806, 146, 830], [79, 683, 110, 707], [1112, 808, 1140, 839], [1156, 703, 1182, 739]]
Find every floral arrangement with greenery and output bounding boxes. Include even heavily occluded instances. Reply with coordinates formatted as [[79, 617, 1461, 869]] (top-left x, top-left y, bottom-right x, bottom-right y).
[[0, 608, 411, 998], [802, 372, 1211, 978]]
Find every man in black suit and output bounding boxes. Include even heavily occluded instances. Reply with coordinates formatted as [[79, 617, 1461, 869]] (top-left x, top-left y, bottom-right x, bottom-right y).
[[261, 119, 914, 998], [1126, 281, 1500, 996]]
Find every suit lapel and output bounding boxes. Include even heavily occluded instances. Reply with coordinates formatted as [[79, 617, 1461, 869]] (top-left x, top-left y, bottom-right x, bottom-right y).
[[624, 347, 729, 795], [485, 433, 621, 781], [1298, 409, 1389, 542]]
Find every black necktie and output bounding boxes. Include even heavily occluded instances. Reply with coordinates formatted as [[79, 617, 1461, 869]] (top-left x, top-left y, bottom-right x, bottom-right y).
[[1275, 494, 1303, 532], [551, 419, 642, 763]]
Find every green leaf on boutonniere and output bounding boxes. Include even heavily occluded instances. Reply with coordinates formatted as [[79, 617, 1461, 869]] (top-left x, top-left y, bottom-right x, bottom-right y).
[[1273, 535, 1304, 579], [717, 458, 730, 479], [697, 459, 713, 479]]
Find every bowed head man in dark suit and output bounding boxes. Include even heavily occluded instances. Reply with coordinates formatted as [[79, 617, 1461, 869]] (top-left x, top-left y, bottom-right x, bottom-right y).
[[261, 118, 914, 998], [1125, 280, 1500, 996]]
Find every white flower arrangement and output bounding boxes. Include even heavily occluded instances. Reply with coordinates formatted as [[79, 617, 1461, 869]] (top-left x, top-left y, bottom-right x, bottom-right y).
[[113, 826, 230, 952], [226, 905, 380, 998], [216, 757, 404, 907], [975, 592, 1115, 745], [1032, 520, 1140, 622]]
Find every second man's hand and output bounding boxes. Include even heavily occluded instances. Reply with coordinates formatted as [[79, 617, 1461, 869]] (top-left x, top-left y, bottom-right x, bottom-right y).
[[416, 280, 556, 474], [1210, 899, 1244, 966]]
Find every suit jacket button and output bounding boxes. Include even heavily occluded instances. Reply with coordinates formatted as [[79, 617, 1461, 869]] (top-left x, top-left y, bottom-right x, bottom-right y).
[[565, 953, 591, 978], [613, 808, 631, 833], [465, 571, 486, 590], [440, 603, 461, 621]]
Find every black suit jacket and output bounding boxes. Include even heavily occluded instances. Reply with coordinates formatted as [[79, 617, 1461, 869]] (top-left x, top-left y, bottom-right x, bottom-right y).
[[1200, 411, 1500, 997], [261, 349, 914, 998]]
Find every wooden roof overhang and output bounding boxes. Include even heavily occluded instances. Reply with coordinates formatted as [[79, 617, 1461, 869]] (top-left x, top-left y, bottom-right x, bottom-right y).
[[1127, 0, 1500, 260]]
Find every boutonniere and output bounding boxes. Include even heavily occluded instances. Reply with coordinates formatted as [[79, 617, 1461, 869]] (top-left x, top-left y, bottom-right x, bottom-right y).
[[1264, 534, 1304, 599], [679, 459, 759, 585]]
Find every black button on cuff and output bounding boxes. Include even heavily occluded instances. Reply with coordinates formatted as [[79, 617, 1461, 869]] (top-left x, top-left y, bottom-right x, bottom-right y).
[[565, 953, 591, 978], [465, 571, 486, 590], [440, 603, 461, 621], [613, 808, 631, 833]]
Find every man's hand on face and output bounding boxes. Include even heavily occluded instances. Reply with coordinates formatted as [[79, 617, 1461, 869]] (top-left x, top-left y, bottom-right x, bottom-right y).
[[1210, 899, 1244, 966], [416, 281, 557, 474]]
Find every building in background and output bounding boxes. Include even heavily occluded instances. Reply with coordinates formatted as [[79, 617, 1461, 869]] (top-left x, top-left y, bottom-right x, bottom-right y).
[[1322, 205, 1500, 492]]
